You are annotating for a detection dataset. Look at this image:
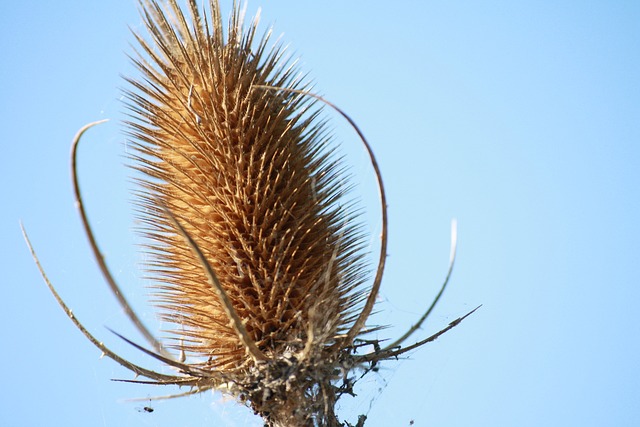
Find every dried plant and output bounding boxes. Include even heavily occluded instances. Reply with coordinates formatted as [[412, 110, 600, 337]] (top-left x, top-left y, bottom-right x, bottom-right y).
[[22, 1, 478, 426]]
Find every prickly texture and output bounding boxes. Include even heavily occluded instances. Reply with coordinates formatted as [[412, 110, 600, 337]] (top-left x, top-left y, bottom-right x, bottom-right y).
[[124, 1, 369, 425]]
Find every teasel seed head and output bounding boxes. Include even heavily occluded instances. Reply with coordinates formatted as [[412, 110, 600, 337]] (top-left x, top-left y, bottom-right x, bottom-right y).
[[19, 1, 476, 425], [125, 0, 370, 423]]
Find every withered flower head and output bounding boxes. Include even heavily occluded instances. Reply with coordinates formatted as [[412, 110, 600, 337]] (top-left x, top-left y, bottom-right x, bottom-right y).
[[22, 1, 477, 426], [127, 0, 368, 370]]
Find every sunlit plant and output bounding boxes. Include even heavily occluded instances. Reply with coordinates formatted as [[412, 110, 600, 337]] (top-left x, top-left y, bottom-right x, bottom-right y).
[[22, 1, 477, 426]]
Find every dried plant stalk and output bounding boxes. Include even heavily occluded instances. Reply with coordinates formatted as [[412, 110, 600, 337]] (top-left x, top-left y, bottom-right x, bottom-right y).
[[22, 1, 479, 426]]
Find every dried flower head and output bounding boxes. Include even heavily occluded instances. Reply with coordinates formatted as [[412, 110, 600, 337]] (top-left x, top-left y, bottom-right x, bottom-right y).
[[22, 1, 478, 426], [127, 0, 369, 370]]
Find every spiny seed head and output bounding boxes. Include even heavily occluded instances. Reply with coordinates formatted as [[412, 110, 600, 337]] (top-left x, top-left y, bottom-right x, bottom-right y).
[[125, 0, 370, 390], [20, 1, 469, 425]]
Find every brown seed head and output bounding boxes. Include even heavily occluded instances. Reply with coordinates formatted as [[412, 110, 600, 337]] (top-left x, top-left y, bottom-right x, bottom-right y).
[[20, 1, 472, 426], [125, 0, 369, 382]]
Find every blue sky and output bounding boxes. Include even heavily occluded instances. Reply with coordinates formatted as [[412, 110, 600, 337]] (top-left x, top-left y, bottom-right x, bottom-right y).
[[2, 1, 639, 426]]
